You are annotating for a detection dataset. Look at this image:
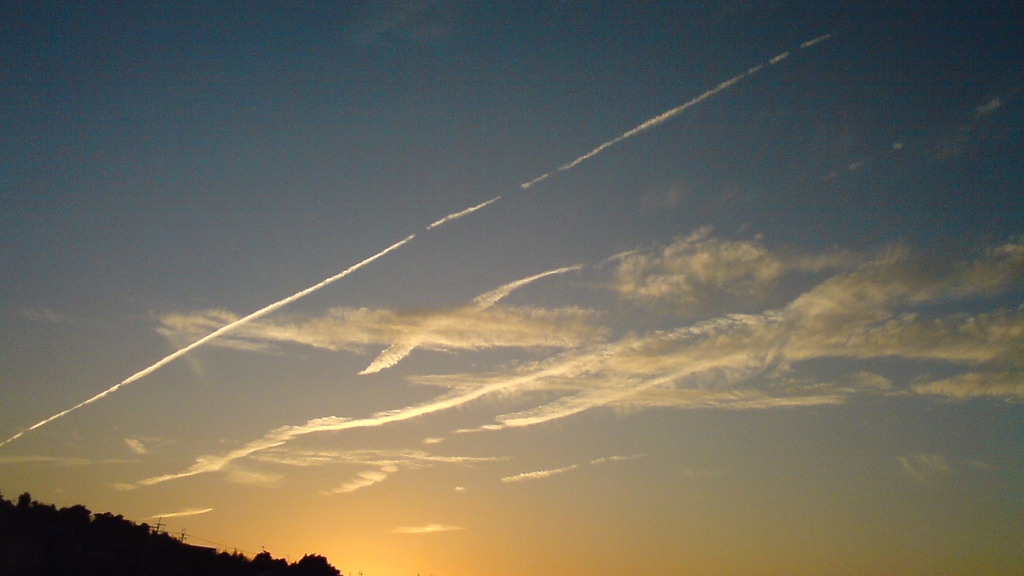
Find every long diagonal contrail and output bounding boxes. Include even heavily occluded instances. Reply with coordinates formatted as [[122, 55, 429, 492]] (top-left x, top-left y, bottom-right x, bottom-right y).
[[0, 235, 415, 448], [2, 34, 832, 448]]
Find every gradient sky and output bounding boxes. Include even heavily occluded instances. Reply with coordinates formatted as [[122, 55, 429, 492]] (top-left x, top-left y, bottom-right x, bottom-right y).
[[3, 2, 1023, 575]]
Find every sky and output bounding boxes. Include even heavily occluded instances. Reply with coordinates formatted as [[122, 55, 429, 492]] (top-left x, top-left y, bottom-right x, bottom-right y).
[[2, 1, 1023, 575]]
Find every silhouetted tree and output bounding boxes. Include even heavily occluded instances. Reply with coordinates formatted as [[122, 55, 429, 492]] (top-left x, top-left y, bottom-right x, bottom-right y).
[[292, 554, 341, 576]]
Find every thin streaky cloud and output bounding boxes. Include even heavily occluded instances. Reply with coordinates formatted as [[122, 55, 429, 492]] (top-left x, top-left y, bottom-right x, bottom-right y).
[[589, 454, 645, 465], [912, 371, 1024, 400], [392, 524, 465, 534], [768, 51, 790, 64], [471, 265, 583, 309], [426, 196, 502, 230], [142, 236, 1023, 487], [331, 470, 390, 494], [124, 438, 147, 455], [138, 375, 541, 486], [161, 305, 599, 358], [225, 468, 283, 488], [0, 234, 416, 449], [502, 464, 579, 483], [150, 507, 213, 519]]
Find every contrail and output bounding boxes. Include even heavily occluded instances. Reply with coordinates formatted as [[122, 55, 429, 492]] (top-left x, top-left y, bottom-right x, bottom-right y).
[[521, 36, 833, 188], [2, 34, 833, 448], [800, 33, 833, 49], [0, 234, 416, 448], [426, 196, 502, 230]]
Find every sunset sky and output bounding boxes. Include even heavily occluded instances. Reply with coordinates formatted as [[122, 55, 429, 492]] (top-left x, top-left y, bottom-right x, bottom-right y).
[[2, 2, 1023, 575]]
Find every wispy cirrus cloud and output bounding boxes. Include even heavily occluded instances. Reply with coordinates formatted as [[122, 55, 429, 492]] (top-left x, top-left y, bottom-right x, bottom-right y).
[[124, 438, 147, 455], [589, 454, 645, 465], [138, 235, 1024, 490], [502, 464, 579, 483], [912, 371, 1024, 400], [360, 264, 586, 374], [160, 262, 598, 375], [150, 507, 213, 519], [392, 523, 465, 534], [157, 263, 597, 375], [160, 305, 601, 358], [503, 454, 643, 483], [224, 468, 283, 488], [610, 227, 855, 314]]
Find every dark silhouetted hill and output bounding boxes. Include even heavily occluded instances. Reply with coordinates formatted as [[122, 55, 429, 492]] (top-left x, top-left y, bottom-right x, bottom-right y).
[[0, 492, 340, 576]]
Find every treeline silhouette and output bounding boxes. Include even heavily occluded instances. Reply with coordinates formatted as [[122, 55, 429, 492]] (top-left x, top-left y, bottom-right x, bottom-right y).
[[0, 492, 340, 576]]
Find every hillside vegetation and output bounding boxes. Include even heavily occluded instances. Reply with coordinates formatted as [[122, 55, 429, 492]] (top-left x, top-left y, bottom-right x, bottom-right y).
[[0, 492, 340, 576]]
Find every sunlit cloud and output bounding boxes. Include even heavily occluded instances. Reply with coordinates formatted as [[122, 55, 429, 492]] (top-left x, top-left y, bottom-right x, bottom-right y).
[[124, 438, 147, 455], [392, 524, 465, 534], [225, 468, 283, 488], [589, 454, 645, 465], [502, 464, 579, 483], [143, 447, 503, 494], [361, 264, 587, 374], [150, 507, 213, 519], [912, 371, 1024, 400], [138, 233, 1024, 490], [333, 470, 391, 494], [610, 227, 853, 314], [156, 264, 598, 375], [159, 304, 601, 364]]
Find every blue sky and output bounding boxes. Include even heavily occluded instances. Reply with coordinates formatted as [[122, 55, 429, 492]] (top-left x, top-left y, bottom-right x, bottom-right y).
[[2, 2, 1023, 575]]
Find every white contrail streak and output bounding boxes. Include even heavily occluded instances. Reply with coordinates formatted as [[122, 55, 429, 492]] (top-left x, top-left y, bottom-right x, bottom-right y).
[[520, 34, 833, 188], [426, 196, 502, 230], [0, 234, 417, 448], [543, 71, 751, 178]]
